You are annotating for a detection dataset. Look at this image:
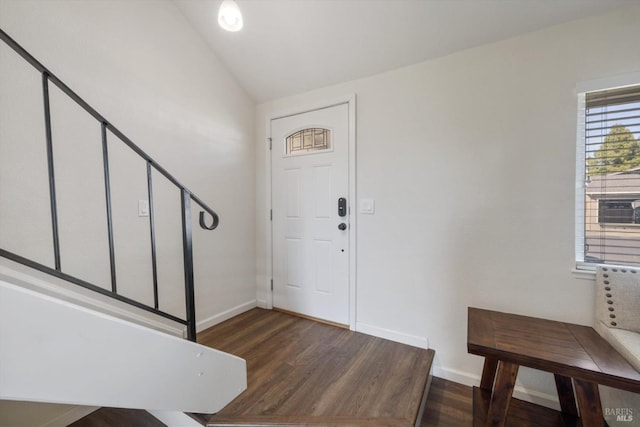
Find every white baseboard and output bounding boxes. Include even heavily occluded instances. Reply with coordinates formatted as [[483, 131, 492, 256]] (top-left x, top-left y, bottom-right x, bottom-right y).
[[512, 386, 560, 411], [40, 405, 99, 427], [432, 365, 478, 388], [433, 365, 560, 410], [355, 321, 429, 349], [256, 298, 269, 309], [196, 300, 257, 332]]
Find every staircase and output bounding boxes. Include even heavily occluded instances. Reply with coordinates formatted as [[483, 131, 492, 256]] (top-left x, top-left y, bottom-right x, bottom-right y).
[[0, 27, 246, 425], [0, 277, 246, 413]]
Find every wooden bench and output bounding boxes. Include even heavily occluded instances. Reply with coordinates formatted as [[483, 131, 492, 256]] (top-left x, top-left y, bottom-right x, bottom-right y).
[[467, 307, 640, 427]]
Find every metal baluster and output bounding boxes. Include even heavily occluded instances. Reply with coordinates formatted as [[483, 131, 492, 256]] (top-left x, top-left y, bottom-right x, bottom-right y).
[[147, 163, 159, 309], [42, 72, 61, 271], [181, 189, 197, 342], [101, 123, 117, 293]]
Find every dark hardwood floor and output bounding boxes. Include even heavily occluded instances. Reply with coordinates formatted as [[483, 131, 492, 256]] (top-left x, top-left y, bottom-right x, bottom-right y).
[[69, 408, 166, 427], [70, 376, 473, 426], [200, 308, 434, 426], [421, 377, 473, 427], [71, 309, 477, 426]]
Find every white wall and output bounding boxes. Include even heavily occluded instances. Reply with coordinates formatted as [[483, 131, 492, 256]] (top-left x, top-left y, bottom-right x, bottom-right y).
[[0, 0, 256, 326], [256, 5, 640, 404], [0, 1, 256, 423]]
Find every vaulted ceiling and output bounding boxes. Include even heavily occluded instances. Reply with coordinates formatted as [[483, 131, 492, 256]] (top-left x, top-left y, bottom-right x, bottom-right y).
[[174, 0, 635, 103]]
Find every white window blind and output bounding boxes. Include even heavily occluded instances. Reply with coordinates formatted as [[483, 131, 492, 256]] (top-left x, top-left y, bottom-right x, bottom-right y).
[[581, 84, 640, 267]]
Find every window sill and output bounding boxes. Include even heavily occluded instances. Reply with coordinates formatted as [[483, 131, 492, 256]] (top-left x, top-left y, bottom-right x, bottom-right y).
[[572, 267, 596, 280], [597, 223, 640, 228]]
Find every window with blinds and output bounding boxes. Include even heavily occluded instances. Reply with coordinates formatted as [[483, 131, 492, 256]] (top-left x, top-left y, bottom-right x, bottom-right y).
[[580, 84, 640, 267]]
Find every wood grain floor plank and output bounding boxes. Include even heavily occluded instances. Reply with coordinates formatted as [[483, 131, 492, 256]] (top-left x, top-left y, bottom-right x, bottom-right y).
[[66, 376, 475, 426], [421, 376, 473, 427], [68, 408, 166, 427], [200, 308, 434, 426]]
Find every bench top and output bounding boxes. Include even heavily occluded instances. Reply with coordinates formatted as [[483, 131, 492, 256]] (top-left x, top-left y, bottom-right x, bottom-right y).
[[467, 307, 640, 393]]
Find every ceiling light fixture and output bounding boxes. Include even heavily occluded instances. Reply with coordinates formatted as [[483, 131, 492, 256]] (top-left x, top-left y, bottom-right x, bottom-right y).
[[218, 0, 243, 32]]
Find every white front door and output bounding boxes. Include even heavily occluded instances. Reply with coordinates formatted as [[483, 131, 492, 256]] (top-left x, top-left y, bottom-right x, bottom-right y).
[[271, 103, 350, 325]]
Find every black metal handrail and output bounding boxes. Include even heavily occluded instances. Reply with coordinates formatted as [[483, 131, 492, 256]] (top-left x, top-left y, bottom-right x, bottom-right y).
[[0, 28, 219, 341]]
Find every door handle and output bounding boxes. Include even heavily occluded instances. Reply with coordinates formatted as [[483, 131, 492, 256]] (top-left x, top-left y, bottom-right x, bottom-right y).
[[338, 223, 347, 231]]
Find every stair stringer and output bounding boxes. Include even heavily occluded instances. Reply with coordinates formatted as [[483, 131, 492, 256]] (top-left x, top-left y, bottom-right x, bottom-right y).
[[0, 260, 186, 338], [0, 279, 247, 414]]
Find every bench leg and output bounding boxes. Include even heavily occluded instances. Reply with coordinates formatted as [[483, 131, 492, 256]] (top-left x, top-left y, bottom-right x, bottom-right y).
[[574, 379, 604, 427], [486, 361, 519, 427], [480, 358, 499, 391], [554, 374, 578, 416]]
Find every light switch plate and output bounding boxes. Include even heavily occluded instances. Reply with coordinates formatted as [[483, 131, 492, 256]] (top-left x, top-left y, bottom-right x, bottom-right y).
[[359, 199, 375, 214], [138, 200, 149, 217]]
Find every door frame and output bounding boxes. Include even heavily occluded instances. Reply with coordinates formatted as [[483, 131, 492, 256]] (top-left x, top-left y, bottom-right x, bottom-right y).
[[263, 94, 357, 330]]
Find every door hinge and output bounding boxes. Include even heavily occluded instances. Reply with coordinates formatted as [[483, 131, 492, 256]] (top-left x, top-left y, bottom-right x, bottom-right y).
[[270, 279, 273, 291], [268, 137, 272, 150], [270, 209, 272, 220]]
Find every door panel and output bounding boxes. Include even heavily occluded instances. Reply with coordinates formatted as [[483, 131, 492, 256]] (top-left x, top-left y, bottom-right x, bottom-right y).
[[313, 165, 332, 219], [285, 237, 303, 288], [314, 239, 332, 293], [271, 103, 349, 325]]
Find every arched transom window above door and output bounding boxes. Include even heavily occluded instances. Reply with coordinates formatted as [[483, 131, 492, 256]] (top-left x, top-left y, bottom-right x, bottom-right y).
[[285, 128, 331, 155]]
